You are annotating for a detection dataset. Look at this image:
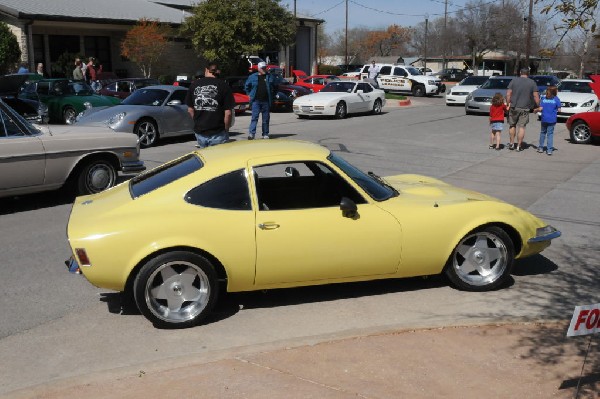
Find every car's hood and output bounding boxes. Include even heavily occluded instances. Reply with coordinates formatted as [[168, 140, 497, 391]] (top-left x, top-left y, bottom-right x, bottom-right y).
[[450, 85, 480, 91], [470, 88, 508, 97], [76, 105, 140, 123], [295, 92, 349, 103], [36, 123, 117, 136], [383, 174, 497, 204], [557, 91, 597, 102]]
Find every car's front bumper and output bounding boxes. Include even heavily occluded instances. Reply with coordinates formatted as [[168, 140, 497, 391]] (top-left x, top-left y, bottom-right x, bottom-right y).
[[121, 160, 146, 174], [527, 225, 561, 243]]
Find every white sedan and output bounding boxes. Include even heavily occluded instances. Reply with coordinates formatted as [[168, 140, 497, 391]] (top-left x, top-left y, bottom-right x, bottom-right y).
[[445, 75, 489, 105], [292, 81, 385, 119], [555, 79, 598, 120]]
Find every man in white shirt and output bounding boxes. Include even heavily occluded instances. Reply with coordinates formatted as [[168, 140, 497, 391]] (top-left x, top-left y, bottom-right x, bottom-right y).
[[367, 60, 380, 88]]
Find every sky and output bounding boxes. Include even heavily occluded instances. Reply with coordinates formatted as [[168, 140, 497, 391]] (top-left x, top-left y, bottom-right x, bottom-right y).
[[279, 0, 542, 34]]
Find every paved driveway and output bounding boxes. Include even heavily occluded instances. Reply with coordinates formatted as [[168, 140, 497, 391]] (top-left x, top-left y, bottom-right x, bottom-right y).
[[0, 99, 598, 395]]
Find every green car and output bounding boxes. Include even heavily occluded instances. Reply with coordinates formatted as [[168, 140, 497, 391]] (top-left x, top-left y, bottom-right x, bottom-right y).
[[19, 79, 121, 124]]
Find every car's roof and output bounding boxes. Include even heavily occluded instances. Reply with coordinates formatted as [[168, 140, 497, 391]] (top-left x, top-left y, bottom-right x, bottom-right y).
[[143, 85, 187, 91], [561, 78, 592, 82], [196, 139, 329, 168]]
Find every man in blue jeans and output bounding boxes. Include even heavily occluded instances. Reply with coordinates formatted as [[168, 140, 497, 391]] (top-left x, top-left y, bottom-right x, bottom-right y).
[[185, 61, 234, 148], [245, 62, 280, 139]]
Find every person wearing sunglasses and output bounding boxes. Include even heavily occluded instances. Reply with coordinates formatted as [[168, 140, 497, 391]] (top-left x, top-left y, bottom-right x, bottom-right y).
[[185, 61, 235, 148]]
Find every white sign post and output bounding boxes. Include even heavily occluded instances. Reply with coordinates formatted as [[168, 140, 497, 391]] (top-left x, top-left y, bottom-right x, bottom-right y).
[[567, 303, 600, 398]]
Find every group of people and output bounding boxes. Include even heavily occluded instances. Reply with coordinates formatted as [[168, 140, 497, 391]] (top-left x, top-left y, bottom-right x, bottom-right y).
[[73, 57, 102, 84], [17, 62, 45, 76], [185, 60, 281, 148], [488, 68, 560, 156]]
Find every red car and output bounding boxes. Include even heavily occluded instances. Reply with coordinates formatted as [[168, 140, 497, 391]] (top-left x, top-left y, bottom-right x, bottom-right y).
[[99, 78, 160, 99], [566, 112, 600, 144], [292, 70, 341, 93]]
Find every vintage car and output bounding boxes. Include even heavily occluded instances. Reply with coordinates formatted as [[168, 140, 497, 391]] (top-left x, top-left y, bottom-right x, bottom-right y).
[[0, 73, 48, 123], [0, 99, 144, 198], [65, 140, 560, 328], [445, 76, 489, 106], [292, 81, 385, 119], [19, 78, 121, 124], [565, 111, 600, 144]]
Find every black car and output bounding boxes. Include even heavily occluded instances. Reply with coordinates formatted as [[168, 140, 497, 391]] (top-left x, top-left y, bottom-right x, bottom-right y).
[[435, 68, 470, 82], [0, 74, 48, 123]]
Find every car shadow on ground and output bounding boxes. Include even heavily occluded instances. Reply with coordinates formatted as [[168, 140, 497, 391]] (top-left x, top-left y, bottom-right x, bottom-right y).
[[0, 175, 134, 215], [97, 256, 557, 328]]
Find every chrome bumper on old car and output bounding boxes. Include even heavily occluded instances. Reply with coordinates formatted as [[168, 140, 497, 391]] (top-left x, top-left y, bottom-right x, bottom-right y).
[[527, 225, 561, 243]]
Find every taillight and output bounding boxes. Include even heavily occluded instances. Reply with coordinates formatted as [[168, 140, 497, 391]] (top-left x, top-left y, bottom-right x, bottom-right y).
[[75, 248, 91, 266]]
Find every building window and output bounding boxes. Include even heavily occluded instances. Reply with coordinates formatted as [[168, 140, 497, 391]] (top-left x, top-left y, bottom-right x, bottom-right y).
[[32, 34, 45, 68], [84, 36, 112, 72]]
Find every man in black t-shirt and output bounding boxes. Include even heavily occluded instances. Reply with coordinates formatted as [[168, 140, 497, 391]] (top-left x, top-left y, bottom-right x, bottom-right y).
[[185, 61, 235, 148]]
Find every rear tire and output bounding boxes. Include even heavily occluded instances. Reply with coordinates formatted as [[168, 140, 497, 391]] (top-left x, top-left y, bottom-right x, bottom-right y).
[[134, 251, 219, 328], [372, 99, 382, 115]]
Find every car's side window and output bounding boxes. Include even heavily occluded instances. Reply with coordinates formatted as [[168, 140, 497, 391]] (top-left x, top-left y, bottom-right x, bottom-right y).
[[393, 68, 407, 77], [185, 169, 251, 210], [169, 90, 187, 103], [357, 83, 372, 93], [116, 81, 130, 92], [0, 109, 26, 137], [36, 82, 50, 95], [253, 161, 365, 211], [379, 66, 391, 75]]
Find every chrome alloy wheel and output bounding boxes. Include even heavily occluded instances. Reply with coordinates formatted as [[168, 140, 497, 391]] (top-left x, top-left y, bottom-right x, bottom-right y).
[[136, 120, 158, 148], [451, 231, 508, 287], [571, 121, 591, 144], [144, 261, 211, 323]]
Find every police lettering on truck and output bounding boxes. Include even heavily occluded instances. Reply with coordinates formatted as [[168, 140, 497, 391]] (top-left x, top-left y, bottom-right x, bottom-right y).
[[360, 64, 445, 97]]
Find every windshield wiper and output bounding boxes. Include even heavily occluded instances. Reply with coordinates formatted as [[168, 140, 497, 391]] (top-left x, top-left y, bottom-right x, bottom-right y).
[[368, 171, 399, 196]]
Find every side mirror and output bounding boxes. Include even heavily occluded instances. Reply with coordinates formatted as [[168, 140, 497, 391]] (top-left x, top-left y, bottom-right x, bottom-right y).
[[167, 99, 182, 106], [340, 196, 357, 218], [284, 166, 299, 177]]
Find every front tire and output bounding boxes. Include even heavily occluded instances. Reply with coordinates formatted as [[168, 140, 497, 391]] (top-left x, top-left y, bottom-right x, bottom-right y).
[[570, 120, 592, 144], [76, 158, 118, 195], [135, 119, 159, 148], [334, 101, 347, 119], [412, 84, 425, 97], [445, 226, 514, 291], [372, 99, 382, 115], [134, 251, 219, 328], [63, 106, 77, 124]]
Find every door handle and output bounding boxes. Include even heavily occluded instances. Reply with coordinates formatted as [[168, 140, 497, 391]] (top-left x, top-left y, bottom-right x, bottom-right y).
[[258, 222, 280, 230]]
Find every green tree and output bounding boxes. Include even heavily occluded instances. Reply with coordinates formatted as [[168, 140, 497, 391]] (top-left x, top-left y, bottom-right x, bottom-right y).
[[181, 0, 295, 75], [0, 22, 22, 74], [121, 18, 171, 78]]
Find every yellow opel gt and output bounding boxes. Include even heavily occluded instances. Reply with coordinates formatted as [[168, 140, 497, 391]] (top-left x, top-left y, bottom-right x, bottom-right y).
[[66, 140, 560, 328]]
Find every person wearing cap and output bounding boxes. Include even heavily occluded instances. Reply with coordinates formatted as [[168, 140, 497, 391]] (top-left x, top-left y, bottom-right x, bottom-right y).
[[185, 61, 235, 148], [244, 61, 280, 139], [505, 68, 540, 152]]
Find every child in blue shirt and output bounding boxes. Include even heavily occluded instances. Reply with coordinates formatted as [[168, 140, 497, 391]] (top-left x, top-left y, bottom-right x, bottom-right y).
[[535, 86, 561, 155]]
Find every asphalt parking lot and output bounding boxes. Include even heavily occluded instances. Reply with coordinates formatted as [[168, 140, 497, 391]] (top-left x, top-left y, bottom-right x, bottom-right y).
[[1, 96, 599, 396]]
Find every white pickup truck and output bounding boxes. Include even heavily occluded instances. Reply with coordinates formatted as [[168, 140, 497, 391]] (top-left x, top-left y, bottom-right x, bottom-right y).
[[360, 63, 445, 96]]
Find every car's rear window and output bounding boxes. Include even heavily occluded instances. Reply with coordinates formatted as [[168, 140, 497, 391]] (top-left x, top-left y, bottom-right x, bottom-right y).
[[130, 154, 203, 198]]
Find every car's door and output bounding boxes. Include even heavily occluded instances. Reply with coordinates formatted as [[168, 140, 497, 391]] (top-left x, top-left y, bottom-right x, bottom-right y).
[[353, 83, 373, 112], [0, 105, 45, 190], [158, 89, 193, 135], [250, 158, 402, 286]]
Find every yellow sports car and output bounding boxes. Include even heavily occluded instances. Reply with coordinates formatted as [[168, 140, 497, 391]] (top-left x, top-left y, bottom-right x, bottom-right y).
[[65, 140, 560, 328]]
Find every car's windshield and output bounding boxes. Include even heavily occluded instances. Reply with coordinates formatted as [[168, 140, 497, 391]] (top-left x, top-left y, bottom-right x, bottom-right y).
[[123, 89, 169, 106], [460, 76, 489, 86], [328, 153, 396, 201], [321, 82, 356, 93], [480, 78, 513, 89], [0, 100, 41, 137], [406, 67, 421, 75], [558, 81, 593, 93], [54, 80, 94, 96]]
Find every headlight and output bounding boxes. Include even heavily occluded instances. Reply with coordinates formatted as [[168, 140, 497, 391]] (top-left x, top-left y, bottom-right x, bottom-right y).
[[581, 100, 594, 107], [466, 93, 473, 101], [428, 80, 436, 85], [83, 102, 92, 110], [107, 112, 126, 125]]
